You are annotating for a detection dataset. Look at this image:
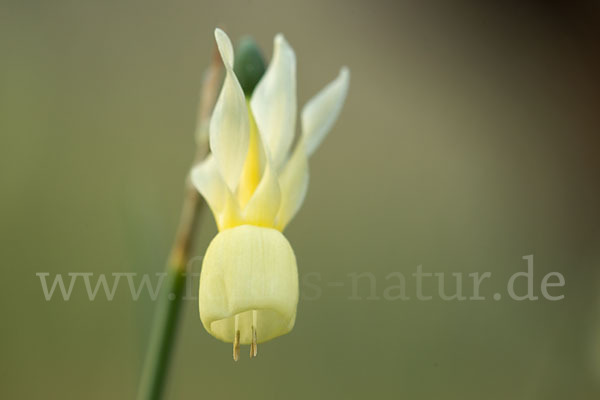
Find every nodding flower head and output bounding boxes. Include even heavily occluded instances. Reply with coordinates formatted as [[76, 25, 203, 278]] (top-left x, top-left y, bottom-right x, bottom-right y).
[[191, 28, 349, 360]]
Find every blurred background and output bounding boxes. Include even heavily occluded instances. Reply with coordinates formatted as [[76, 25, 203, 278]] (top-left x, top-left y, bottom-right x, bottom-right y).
[[2, 0, 600, 398]]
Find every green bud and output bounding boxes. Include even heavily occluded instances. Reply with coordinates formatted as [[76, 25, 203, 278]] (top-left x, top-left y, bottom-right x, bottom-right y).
[[233, 36, 266, 97]]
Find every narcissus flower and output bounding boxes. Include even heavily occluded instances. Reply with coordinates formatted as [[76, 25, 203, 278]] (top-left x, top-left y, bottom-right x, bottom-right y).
[[191, 28, 349, 360]]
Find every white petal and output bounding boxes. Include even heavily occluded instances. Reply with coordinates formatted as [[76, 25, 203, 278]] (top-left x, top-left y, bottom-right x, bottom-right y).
[[190, 154, 228, 217], [301, 67, 350, 156], [214, 28, 235, 68], [243, 155, 281, 227], [250, 34, 297, 170], [191, 154, 242, 231], [210, 28, 250, 192], [276, 138, 309, 230]]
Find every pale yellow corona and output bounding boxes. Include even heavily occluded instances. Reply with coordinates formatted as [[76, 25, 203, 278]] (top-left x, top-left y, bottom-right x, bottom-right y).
[[191, 28, 349, 360]]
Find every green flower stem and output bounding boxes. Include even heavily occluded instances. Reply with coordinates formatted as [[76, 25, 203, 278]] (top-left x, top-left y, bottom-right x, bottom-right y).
[[136, 264, 188, 400], [137, 48, 223, 400]]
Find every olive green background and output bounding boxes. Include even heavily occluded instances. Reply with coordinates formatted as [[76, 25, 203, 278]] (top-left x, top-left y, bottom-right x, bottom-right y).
[[2, 0, 600, 398]]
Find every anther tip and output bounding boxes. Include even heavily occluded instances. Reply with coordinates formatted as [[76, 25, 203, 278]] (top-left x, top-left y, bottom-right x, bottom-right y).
[[250, 326, 258, 358], [233, 330, 240, 362]]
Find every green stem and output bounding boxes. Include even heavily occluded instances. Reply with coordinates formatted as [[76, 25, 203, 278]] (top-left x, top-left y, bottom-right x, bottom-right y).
[[137, 188, 205, 400], [136, 47, 222, 400], [136, 265, 187, 400]]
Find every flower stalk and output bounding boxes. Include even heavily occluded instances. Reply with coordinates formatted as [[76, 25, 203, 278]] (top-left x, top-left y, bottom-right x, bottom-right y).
[[136, 47, 223, 400]]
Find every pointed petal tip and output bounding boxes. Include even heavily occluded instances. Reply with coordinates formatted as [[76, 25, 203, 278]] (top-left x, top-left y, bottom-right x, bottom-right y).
[[300, 65, 351, 157], [214, 28, 234, 68], [214, 27, 228, 45], [340, 66, 350, 79], [337, 66, 350, 94], [274, 33, 286, 45], [274, 33, 295, 59]]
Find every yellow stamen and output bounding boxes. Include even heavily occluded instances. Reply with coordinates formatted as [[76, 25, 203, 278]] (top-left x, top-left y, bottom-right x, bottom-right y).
[[250, 310, 258, 358], [233, 314, 240, 361]]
